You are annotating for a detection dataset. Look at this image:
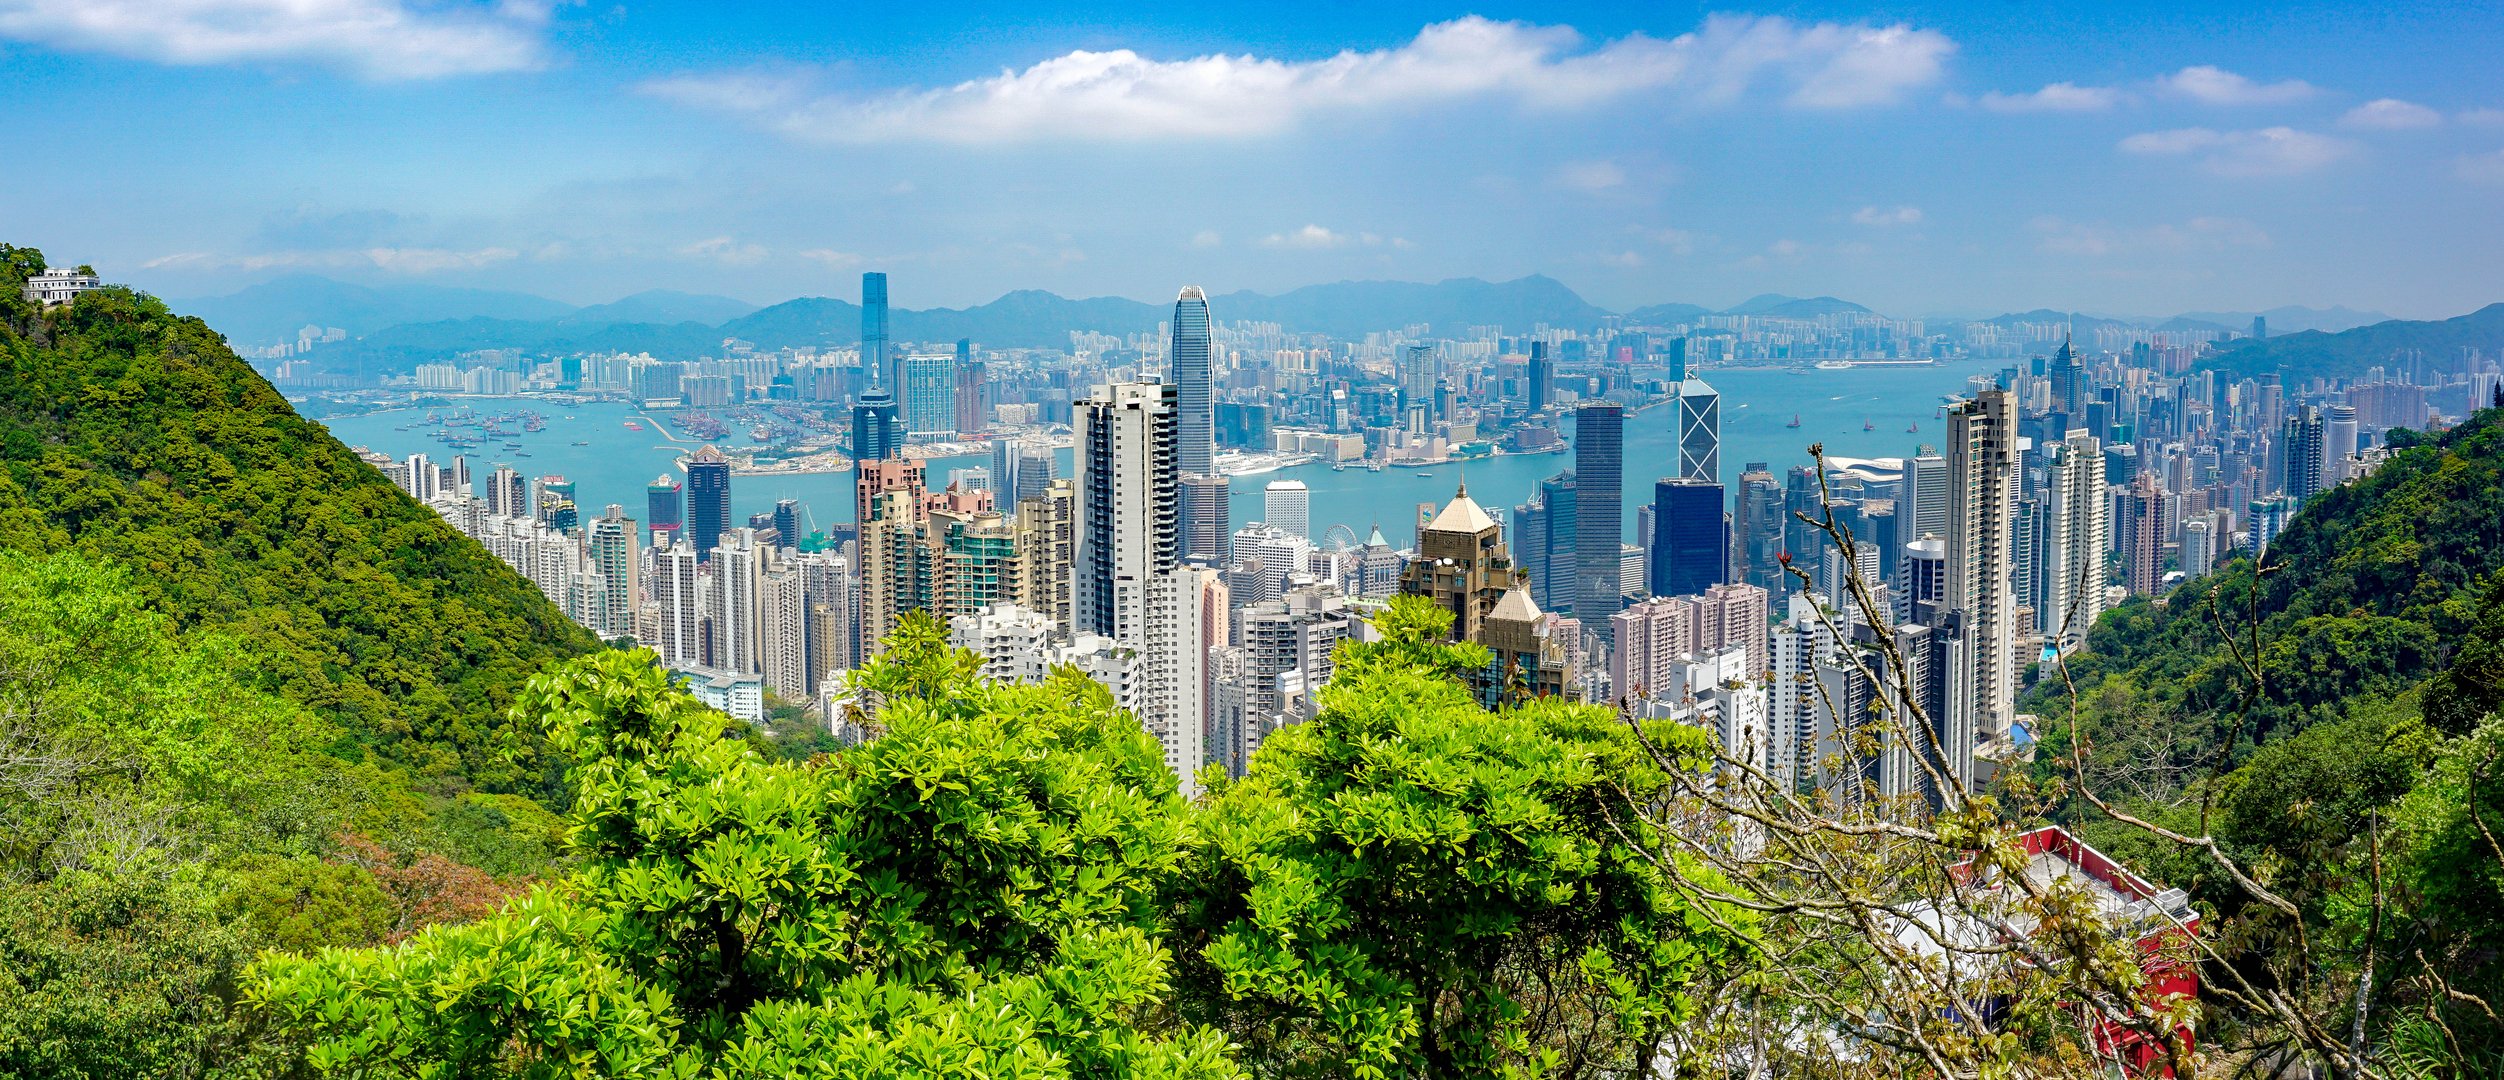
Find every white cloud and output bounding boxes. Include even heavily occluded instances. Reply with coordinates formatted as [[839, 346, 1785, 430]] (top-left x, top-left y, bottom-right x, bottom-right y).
[[1851, 204, 1922, 226], [1977, 81, 2122, 112], [2154, 65, 2316, 106], [646, 14, 1954, 144], [1261, 225, 1349, 249], [2463, 108, 2504, 127], [2459, 149, 2504, 184], [1595, 250, 1644, 268], [2339, 98, 2441, 130], [2118, 126, 2352, 176], [677, 236, 768, 265], [141, 245, 519, 273], [1189, 230, 1223, 249], [0, 0, 551, 78], [2029, 215, 2270, 256], [1552, 159, 1627, 192], [797, 248, 863, 269]]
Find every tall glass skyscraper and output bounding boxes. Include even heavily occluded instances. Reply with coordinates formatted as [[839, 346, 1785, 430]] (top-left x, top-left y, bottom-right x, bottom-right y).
[[1650, 479, 1728, 599], [1573, 403, 1625, 643], [646, 475, 682, 548], [1674, 373, 1721, 484], [861, 271, 890, 389], [685, 445, 732, 562], [1526, 341, 1554, 413], [1170, 286, 1214, 477]]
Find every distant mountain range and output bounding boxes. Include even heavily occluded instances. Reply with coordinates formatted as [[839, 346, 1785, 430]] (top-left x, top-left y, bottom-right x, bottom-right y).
[[181, 272, 2411, 376], [2203, 302, 2504, 386]]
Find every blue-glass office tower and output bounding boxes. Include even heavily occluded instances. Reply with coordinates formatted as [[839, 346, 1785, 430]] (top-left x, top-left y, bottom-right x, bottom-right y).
[[862, 272, 890, 389], [772, 498, 802, 550], [1574, 403, 1625, 642], [853, 387, 902, 463], [685, 445, 732, 563], [1171, 286, 1214, 477], [1650, 479, 1728, 598]]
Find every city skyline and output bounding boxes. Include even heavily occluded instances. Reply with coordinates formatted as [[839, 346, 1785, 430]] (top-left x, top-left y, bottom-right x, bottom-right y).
[[2, 3, 2501, 318]]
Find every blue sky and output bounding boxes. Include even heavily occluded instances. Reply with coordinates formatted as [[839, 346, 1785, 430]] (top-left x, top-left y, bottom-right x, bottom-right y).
[[1, 0, 2499, 319]]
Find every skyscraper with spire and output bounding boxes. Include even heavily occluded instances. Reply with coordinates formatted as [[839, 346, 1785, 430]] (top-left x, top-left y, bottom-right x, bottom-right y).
[[1171, 286, 1214, 477]]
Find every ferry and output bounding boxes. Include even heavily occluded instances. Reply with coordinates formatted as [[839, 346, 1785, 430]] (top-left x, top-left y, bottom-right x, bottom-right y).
[[624, 420, 644, 432]]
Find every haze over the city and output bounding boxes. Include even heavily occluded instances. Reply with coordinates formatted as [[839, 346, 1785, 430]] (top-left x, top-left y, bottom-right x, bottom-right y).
[[1, 0, 2501, 318]]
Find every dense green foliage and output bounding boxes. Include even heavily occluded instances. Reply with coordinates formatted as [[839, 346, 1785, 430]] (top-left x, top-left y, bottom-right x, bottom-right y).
[[0, 245, 595, 791], [252, 620, 1242, 1078], [1176, 600, 1744, 1078], [0, 550, 550, 1077], [2202, 301, 2504, 386], [252, 602, 1739, 1078], [2029, 406, 2504, 1066]]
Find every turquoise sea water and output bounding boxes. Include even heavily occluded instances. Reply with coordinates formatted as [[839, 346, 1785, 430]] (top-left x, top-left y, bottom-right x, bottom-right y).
[[316, 359, 1999, 546]]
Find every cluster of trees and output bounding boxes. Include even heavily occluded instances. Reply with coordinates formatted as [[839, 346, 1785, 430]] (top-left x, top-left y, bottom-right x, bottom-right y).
[[2023, 408, 2504, 1072], [250, 605, 1750, 1077]]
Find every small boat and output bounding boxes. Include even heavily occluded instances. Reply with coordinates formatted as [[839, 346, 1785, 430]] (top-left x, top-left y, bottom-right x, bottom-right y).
[[1906, 423, 1919, 433], [1863, 420, 1875, 431], [1785, 414, 1802, 429], [572, 440, 590, 447]]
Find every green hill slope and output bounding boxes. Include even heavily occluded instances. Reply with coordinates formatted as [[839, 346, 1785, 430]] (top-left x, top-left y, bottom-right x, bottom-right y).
[[0, 246, 595, 790]]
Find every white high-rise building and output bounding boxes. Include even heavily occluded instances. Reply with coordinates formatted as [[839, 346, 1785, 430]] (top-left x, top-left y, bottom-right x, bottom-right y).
[[1264, 479, 1311, 540], [650, 542, 704, 667], [583, 505, 641, 641], [1074, 380, 1209, 794], [710, 528, 768, 676], [1941, 390, 2020, 787], [1769, 592, 1848, 790], [2037, 429, 2111, 650]]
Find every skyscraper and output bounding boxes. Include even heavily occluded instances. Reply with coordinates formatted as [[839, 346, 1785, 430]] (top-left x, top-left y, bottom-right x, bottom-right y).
[[2036, 429, 2110, 647], [1526, 341, 1554, 413], [1574, 403, 1626, 643], [584, 505, 640, 641], [685, 445, 732, 563], [1941, 390, 2020, 787], [2122, 473, 2168, 597], [1075, 382, 1180, 639], [1650, 479, 1728, 599], [1737, 463, 1783, 591], [900, 354, 958, 437], [645, 475, 682, 549], [2283, 404, 2325, 504], [1179, 473, 1231, 566], [1674, 372, 1721, 484], [861, 271, 890, 389], [772, 498, 803, 551], [1263, 479, 1311, 540], [853, 387, 902, 463], [1074, 381, 1206, 790], [954, 345, 986, 435], [1171, 286, 1214, 477]]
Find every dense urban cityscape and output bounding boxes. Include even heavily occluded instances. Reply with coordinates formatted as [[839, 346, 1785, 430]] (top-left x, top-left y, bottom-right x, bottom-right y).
[[340, 267, 2496, 809], [8, 2, 2504, 1075]]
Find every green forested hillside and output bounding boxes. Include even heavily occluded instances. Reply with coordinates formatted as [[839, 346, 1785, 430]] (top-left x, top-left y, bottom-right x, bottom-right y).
[[2029, 405, 2504, 1062], [0, 245, 595, 791]]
